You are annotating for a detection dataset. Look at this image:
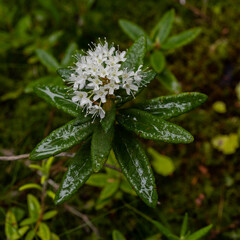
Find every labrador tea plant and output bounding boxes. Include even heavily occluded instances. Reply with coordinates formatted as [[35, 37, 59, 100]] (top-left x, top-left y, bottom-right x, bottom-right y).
[[30, 35, 207, 207]]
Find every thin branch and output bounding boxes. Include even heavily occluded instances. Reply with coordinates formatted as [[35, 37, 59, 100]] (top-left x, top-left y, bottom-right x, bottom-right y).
[[104, 163, 122, 172]]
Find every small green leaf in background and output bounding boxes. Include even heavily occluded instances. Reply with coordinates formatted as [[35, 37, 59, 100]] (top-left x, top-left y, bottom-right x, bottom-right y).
[[20, 218, 36, 226], [99, 180, 119, 201], [36, 49, 60, 72], [212, 101, 227, 113], [9, 208, 25, 222], [54, 140, 93, 204], [113, 126, 158, 207], [151, 9, 175, 43], [161, 28, 202, 50], [91, 122, 114, 172], [37, 223, 51, 240], [112, 230, 126, 240], [148, 148, 175, 176], [186, 224, 213, 240], [118, 109, 194, 143], [42, 210, 58, 220], [5, 210, 19, 240], [121, 35, 146, 71], [27, 194, 41, 220], [118, 19, 152, 48], [157, 68, 181, 93], [212, 134, 239, 155], [236, 82, 240, 100], [25, 230, 35, 240], [134, 92, 207, 119], [150, 51, 165, 73], [30, 119, 94, 161], [57, 67, 74, 80], [19, 183, 42, 191], [61, 42, 78, 66], [180, 213, 188, 238], [86, 173, 109, 187]]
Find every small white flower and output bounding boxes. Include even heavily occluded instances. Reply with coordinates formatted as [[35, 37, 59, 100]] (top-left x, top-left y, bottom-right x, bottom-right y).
[[66, 39, 144, 119]]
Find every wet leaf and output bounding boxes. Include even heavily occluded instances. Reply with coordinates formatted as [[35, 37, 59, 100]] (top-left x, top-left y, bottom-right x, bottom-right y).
[[54, 141, 93, 204], [151, 9, 175, 43], [34, 85, 80, 117], [57, 68, 74, 80], [117, 109, 194, 143], [134, 92, 208, 119], [91, 122, 114, 172], [162, 28, 201, 50], [119, 19, 152, 48], [113, 126, 158, 207], [101, 100, 116, 133], [30, 119, 94, 160], [121, 35, 146, 71]]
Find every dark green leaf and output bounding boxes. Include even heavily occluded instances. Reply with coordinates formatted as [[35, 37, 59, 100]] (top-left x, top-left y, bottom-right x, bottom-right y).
[[57, 68, 74, 80], [152, 220, 179, 240], [115, 71, 156, 106], [151, 9, 175, 43], [30, 119, 94, 160], [112, 230, 126, 240], [91, 122, 114, 172], [34, 85, 81, 117], [162, 28, 201, 50], [118, 19, 152, 48], [113, 126, 158, 207], [150, 51, 165, 73], [25, 76, 63, 93], [157, 68, 181, 93], [121, 35, 146, 71], [54, 141, 93, 204], [117, 109, 194, 143], [186, 224, 213, 240], [181, 213, 188, 237], [27, 194, 41, 220], [61, 42, 78, 66], [134, 92, 208, 119], [101, 100, 116, 133], [36, 49, 60, 72]]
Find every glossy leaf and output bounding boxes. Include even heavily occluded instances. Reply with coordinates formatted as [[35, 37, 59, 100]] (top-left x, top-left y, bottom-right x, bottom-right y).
[[157, 68, 181, 93], [37, 223, 51, 240], [99, 180, 119, 201], [186, 224, 213, 240], [54, 141, 93, 204], [117, 109, 194, 143], [151, 9, 175, 43], [180, 213, 188, 237], [86, 174, 109, 187], [42, 210, 58, 220], [61, 42, 78, 66], [101, 100, 116, 133], [112, 230, 126, 240], [119, 19, 152, 48], [30, 119, 94, 161], [150, 51, 165, 73], [134, 92, 208, 119], [25, 76, 63, 93], [34, 85, 80, 117], [162, 28, 202, 50], [113, 126, 158, 207], [57, 67, 74, 80], [115, 70, 156, 106], [91, 122, 114, 172], [27, 194, 41, 220], [120, 179, 137, 195], [152, 220, 179, 240], [36, 49, 60, 72], [121, 35, 146, 71]]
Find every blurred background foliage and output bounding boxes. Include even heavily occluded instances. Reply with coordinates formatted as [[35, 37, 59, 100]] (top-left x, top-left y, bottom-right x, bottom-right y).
[[1, 0, 240, 239]]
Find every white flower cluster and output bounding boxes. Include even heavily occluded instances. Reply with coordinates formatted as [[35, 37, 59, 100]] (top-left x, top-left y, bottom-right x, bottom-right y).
[[68, 40, 143, 119]]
